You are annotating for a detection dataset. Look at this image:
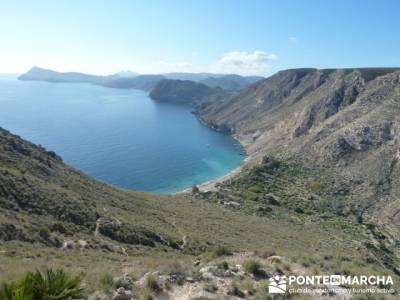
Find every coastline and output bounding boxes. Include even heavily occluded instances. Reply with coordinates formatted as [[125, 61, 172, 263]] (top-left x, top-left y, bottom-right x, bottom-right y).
[[176, 156, 249, 194], [176, 111, 250, 194], [198, 155, 250, 191]]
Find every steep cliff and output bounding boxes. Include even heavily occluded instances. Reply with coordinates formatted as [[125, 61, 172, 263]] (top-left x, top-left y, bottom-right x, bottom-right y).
[[199, 68, 400, 259]]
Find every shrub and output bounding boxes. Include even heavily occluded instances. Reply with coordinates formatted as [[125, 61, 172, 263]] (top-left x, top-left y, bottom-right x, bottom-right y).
[[255, 249, 276, 259], [253, 287, 269, 300], [213, 245, 232, 257], [159, 259, 190, 285], [191, 269, 202, 282], [210, 267, 226, 278], [255, 206, 273, 215], [217, 261, 229, 270], [201, 245, 232, 262], [203, 282, 217, 293], [192, 185, 200, 194], [294, 207, 305, 214], [0, 269, 84, 300], [28, 269, 84, 300], [112, 275, 134, 290], [242, 259, 263, 275], [136, 287, 153, 300], [0, 280, 33, 300], [238, 278, 255, 293], [308, 180, 323, 192], [145, 275, 161, 293], [37, 227, 50, 240], [242, 190, 258, 201], [228, 281, 245, 297], [99, 273, 113, 291]]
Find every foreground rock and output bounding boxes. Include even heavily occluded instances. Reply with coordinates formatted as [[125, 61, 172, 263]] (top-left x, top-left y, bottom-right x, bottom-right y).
[[86, 252, 397, 299]]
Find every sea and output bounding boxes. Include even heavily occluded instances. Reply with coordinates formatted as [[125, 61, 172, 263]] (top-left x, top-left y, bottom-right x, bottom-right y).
[[0, 75, 245, 193]]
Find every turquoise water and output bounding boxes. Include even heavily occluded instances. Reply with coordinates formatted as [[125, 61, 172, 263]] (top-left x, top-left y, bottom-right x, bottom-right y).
[[0, 75, 245, 193]]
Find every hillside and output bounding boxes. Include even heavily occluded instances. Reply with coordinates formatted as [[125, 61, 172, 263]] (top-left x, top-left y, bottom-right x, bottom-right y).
[[2, 126, 397, 297], [5, 67, 400, 298], [149, 79, 221, 104], [198, 67, 400, 264]]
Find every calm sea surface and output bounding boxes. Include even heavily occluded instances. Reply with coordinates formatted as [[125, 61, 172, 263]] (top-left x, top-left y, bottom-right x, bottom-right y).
[[0, 75, 245, 193]]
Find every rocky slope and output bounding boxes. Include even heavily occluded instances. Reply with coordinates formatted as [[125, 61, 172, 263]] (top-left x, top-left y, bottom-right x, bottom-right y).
[[5, 67, 400, 298], [0, 127, 180, 250], [2, 126, 381, 288], [86, 251, 399, 300], [198, 67, 400, 261]]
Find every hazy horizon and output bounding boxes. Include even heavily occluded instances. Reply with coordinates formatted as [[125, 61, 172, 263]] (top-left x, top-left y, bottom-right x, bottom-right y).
[[0, 66, 264, 77], [2, 0, 400, 76]]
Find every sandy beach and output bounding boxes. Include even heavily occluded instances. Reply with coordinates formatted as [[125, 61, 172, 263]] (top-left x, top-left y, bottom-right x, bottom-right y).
[[177, 156, 250, 194]]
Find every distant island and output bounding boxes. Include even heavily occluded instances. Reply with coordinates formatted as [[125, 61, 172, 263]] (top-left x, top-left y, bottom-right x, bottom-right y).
[[18, 66, 264, 95]]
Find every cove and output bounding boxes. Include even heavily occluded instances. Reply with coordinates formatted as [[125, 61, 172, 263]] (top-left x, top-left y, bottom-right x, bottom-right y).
[[0, 75, 245, 193]]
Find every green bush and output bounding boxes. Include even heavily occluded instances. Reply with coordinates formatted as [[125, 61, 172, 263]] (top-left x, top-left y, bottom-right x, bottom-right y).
[[0, 280, 33, 300], [0, 269, 84, 300], [213, 245, 232, 257], [99, 273, 114, 291], [145, 275, 161, 293], [238, 278, 255, 293], [217, 261, 229, 270], [136, 287, 153, 300], [228, 281, 245, 297], [191, 185, 200, 194], [242, 259, 263, 275], [29, 269, 84, 300]]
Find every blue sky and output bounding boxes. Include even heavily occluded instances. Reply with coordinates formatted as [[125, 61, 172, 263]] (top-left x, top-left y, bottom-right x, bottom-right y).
[[1, 0, 400, 76]]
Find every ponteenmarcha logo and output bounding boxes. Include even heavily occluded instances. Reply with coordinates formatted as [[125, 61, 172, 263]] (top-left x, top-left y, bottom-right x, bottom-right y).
[[268, 275, 287, 293], [268, 274, 394, 295]]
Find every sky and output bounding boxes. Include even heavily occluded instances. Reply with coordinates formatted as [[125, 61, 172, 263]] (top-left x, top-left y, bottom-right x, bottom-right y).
[[1, 0, 400, 76]]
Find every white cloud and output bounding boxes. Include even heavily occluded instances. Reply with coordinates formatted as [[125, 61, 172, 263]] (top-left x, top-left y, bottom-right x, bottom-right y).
[[288, 36, 298, 43], [214, 51, 278, 75]]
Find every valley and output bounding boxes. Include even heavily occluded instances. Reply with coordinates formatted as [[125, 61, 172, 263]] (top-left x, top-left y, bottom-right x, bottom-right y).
[[1, 67, 400, 299]]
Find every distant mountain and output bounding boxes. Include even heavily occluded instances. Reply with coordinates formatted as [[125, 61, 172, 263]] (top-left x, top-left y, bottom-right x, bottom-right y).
[[102, 74, 165, 91], [18, 67, 263, 93], [18, 67, 164, 91], [18, 66, 109, 84], [163, 72, 225, 81], [200, 74, 264, 91], [115, 70, 139, 78], [149, 79, 221, 104], [163, 73, 264, 91]]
